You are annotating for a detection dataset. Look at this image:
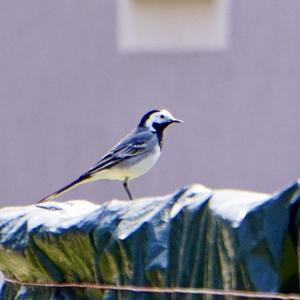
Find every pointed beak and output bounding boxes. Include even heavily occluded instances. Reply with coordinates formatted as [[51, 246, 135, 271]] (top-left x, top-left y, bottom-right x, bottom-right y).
[[171, 118, 183, 124]]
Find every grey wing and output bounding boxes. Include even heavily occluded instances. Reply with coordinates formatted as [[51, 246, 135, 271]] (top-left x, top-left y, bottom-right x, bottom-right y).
[[85, 130, 155, 176]]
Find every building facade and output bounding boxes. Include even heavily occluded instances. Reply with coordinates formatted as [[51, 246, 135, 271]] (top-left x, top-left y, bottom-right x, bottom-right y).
[[0, 1, 299, 205]]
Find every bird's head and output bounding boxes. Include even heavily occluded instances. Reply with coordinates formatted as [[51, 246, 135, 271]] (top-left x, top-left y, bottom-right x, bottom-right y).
[[138, 109, 182, 132]]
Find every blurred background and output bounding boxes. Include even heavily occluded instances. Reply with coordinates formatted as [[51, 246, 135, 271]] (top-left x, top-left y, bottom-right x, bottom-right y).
[[0, 0, 300, 206]]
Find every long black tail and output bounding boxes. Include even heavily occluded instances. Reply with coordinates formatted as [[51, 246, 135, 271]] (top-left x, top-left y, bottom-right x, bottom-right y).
[[38, 176, 88, 203]]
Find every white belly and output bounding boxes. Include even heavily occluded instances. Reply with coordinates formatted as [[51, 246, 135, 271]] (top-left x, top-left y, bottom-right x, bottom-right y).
[[91, 145, 161, 181]]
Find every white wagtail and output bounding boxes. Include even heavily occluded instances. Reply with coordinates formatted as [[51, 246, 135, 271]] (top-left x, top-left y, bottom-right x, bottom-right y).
[[38, 109, 182, 203]]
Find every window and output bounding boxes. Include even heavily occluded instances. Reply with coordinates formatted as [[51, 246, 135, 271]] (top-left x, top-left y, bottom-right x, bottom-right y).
[[117, 0, 230, 52]]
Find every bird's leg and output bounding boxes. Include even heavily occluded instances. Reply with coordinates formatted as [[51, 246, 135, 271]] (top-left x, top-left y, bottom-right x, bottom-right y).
[[123, 178, 133, 200]]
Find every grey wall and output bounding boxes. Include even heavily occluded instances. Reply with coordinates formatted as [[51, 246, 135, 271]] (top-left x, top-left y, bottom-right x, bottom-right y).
[[0, 1, 300, 206]]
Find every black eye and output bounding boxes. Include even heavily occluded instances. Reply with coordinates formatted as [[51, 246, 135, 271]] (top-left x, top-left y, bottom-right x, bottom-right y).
[[160, 115, 165, 118]]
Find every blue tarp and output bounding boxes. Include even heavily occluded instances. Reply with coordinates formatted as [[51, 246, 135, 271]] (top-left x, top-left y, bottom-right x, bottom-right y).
[[0, 182, 299, 299]]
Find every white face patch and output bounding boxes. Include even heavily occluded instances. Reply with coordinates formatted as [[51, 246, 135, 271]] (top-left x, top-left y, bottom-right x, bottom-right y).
[[145, 109, 176, 130]]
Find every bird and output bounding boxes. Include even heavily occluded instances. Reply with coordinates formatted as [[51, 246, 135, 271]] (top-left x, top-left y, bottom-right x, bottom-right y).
[[38, 109, 182, 203]]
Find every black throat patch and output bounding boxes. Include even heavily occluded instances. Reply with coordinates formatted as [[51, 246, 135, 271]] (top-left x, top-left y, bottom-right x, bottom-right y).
[[152, 122, 170, 148]]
